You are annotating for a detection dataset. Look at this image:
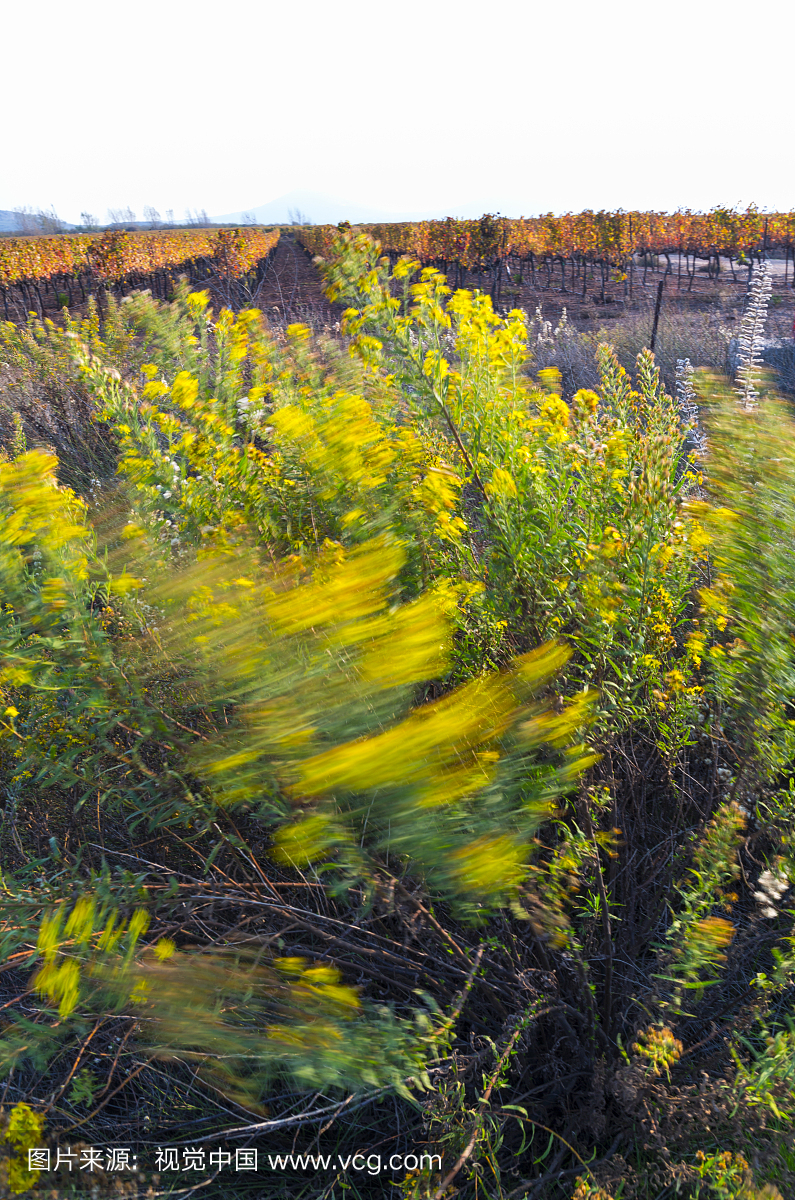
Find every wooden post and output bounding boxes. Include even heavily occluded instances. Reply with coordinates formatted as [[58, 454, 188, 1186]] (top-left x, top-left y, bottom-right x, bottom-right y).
[[650, 278, 665, 352]]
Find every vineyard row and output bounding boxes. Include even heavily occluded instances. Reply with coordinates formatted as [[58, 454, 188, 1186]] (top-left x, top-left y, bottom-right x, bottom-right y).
[[296, 208, 795, 272], [0, 228, 281, 319]]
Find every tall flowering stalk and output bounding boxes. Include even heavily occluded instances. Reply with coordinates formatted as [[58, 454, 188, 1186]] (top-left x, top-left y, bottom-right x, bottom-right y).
[[735, 260, 773, 409], [676, 356, 705, 460]]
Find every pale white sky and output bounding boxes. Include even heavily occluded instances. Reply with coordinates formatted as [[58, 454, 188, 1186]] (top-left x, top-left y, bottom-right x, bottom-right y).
[[4, 0, 790, 224]]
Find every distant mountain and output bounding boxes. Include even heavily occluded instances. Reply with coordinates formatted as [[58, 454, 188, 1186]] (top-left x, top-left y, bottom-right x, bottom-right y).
[[211, 190, 524, 226]]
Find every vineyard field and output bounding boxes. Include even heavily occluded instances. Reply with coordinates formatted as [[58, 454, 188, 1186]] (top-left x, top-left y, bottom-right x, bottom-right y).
[[297, 207, 795, 268], [295, 209, 795, 318]]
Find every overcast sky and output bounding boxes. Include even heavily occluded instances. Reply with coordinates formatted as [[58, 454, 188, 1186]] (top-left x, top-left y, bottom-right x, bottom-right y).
[[3, 0, 790, 224]]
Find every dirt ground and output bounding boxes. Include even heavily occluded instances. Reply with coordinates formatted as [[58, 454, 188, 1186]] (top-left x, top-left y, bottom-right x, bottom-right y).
[[238, 232, 338, 327]]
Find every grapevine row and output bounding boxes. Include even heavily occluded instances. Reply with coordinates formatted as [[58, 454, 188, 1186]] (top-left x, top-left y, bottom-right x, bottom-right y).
[[0, 227, 281, 288], [296, 208, 795, 272], [0, 227, 282, 322]]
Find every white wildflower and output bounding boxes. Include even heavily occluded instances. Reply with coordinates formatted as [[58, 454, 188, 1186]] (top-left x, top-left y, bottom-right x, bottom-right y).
[[676, 357, 706, 460], [735, 260, 773, 410]]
